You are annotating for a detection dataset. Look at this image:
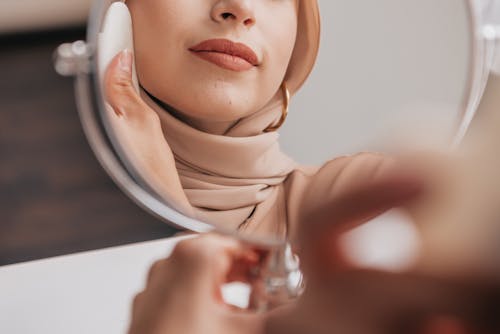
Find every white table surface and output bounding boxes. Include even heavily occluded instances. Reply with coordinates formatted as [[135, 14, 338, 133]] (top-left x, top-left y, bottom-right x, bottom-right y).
[[0, 212, 418, 334], [0, 236, 192, 334], [0, 235, 248, 334]]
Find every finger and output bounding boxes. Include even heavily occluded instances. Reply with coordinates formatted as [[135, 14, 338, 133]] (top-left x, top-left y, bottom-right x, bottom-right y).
[[104, 49, 142, 117], [391, 151, 459, 217], [146, 259, 169, 286], [131, 291, 145, 312], [169, 234, 259, 299], [171, 234, 259, 279]]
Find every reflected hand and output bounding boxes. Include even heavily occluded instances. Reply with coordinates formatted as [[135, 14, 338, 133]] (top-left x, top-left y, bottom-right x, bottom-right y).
[[105, 50, 192, 213], [127, 234, 265, 334]]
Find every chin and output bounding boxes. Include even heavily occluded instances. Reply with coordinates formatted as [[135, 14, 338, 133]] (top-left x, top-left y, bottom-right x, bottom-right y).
[[184, 98, 252, 122], [185, 85, 257, 121]]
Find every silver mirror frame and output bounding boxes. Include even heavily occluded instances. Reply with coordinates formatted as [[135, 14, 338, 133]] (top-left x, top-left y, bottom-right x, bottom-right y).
[[455, 0, 497, 145]]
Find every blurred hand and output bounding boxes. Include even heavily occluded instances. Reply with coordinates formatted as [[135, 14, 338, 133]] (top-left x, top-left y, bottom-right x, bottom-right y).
[[127, 234, 265, 334], [265, 161, 425, 334], [295, 153, 425, 273], [266, 152, 485, 334]]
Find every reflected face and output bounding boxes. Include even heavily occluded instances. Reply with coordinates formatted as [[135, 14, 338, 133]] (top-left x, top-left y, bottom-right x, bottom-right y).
[[127, 0, 298, 124]]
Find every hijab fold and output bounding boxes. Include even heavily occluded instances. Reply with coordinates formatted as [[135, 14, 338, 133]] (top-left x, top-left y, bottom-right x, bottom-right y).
[[142, 90, 297, 228]]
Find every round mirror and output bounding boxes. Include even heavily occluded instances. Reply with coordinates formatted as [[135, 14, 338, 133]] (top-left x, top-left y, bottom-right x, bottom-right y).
[[56, 0, 493, 248]]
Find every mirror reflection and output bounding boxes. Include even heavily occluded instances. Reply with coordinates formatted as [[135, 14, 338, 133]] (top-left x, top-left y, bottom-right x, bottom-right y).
[[97, 0, 476, 243]]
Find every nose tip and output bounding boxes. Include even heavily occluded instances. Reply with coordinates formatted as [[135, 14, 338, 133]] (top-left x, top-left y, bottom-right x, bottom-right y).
[[219, 12, 255, 27], [212, 1, 256, 28]]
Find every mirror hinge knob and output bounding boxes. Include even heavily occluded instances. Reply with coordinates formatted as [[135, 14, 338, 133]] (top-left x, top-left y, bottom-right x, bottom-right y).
[[54, 40, 91, 76]]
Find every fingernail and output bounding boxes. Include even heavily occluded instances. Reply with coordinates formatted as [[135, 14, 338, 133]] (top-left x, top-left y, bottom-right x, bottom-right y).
[[119, 49, 133, 74]]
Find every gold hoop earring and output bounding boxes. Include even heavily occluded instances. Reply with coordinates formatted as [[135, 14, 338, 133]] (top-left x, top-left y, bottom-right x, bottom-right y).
[[264, 82, 290, 132]]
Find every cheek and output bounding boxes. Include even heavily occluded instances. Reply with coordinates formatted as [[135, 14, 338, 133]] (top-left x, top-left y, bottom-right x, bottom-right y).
[[273, 21, 298, 66], [260, 14, 298, 90], [129, 1, 200, 80]]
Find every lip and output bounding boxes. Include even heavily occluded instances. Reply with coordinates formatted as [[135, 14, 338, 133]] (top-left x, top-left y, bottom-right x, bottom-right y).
[[189, 38, 259, 72]]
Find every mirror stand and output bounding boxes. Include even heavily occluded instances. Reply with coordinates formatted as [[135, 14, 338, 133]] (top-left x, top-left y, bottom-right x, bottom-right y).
[[249, 243, 304, 311]]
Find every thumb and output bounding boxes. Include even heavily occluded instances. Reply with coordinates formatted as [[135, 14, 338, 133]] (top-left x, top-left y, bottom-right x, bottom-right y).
[[104, 49, 142, 117]]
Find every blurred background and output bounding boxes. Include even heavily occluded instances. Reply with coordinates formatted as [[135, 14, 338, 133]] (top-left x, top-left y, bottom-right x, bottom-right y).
[[0, 0, 177, 265]]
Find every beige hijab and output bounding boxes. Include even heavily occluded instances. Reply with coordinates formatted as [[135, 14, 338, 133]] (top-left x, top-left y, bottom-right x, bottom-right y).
[[140, 1, 321, 236]]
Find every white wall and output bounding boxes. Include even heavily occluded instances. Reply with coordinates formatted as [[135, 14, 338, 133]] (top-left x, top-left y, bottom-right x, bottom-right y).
[[280, 0, 472, 165]]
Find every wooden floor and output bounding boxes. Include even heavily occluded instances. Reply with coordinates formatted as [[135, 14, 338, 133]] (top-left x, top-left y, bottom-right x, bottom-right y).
[[0, 28, 178, 265]]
